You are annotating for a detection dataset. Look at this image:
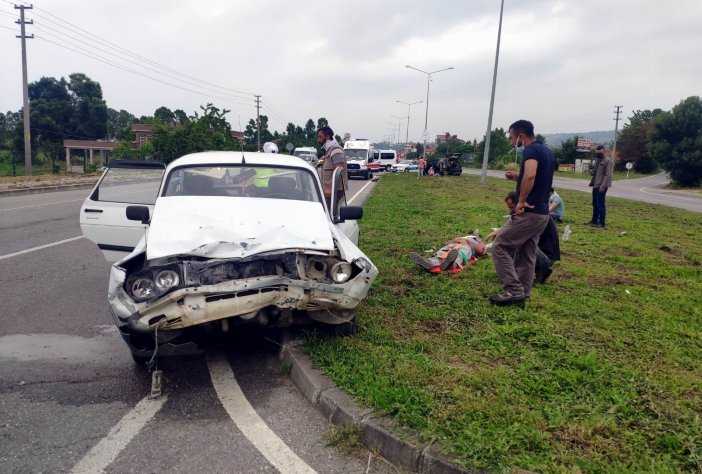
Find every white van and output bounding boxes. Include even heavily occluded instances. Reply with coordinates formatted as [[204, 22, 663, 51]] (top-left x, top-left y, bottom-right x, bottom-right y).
[[343, 139, 372, 180], [292, 146, 319, 166], [376, 150, 397, 171]]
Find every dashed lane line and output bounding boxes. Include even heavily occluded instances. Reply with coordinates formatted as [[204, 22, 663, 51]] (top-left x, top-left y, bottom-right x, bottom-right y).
[[70, 395, 168, 474], [0, 236, 84, 261], [207, 353, 317, 474]]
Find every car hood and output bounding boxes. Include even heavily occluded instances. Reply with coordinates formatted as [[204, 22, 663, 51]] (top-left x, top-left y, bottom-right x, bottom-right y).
[[145, 196, 334, 260]]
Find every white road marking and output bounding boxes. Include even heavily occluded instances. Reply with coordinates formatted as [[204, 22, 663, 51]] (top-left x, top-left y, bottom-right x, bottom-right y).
[[70, 395, 168, 474], [207, 353, 317, 474], [639, 181, 701, 202], [0, 236, 84, 261], [0, 198, 83, 212], [348, 179, 375, 204]]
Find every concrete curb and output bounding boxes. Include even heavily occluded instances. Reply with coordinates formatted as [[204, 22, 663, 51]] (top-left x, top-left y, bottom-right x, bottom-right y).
[[280, 334, 476, 474], [0, 182, 96, 197]]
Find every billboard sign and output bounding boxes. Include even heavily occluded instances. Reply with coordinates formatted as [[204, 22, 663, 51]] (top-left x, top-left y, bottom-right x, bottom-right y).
[[576, 138, 593, 151]]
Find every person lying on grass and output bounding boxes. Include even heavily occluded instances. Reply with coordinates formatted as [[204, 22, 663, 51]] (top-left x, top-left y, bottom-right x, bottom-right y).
[[411, 235, 488, 274]]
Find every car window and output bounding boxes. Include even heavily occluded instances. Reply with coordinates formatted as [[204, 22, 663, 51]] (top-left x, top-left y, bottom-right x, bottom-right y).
[[96, 167, 164, 204], [163, 165, 321, 203], [380, 153, 395, 160], [344, 150, 367, 160]]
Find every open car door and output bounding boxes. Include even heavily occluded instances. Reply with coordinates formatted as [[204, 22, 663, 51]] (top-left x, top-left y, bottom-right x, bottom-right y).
[[80, 160, 165, 262], [330, 167, 361, 245]]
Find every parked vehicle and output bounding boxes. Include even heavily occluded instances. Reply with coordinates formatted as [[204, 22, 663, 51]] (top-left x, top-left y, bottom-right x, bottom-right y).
[[391, 159, 418, 173], [292, 146, 319, 166], [376, 150, 397, 171], [80, 154, 378, 363], [343, 139, 372, 180], [445, 153, 464, 176]]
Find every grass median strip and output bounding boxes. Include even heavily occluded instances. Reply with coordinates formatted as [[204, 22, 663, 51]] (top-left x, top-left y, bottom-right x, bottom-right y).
[[304, 173, 702, 472]]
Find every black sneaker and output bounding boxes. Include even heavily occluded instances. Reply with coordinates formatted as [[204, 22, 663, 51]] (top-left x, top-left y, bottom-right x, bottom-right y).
[[439, 249, 458, 271], [584, 220, 595, 225], [488, 292, 526, 306], [410, 252, 433, 270], [593, 223, 605, 228], [535, 267, 553, 284]]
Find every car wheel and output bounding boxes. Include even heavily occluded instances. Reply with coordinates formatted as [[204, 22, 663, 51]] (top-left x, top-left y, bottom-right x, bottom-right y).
[[365, 172, 370, 180], [385, 165, 391, 172]]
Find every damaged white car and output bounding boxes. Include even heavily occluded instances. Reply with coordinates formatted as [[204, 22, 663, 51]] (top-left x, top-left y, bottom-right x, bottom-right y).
[[80, 152, 378, 363]]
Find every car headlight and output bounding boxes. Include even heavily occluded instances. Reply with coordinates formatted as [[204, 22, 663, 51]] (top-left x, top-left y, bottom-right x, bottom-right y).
[[329, 262, 352, 283], [128, 275, 156, 302], [155, 269, 180, 291]]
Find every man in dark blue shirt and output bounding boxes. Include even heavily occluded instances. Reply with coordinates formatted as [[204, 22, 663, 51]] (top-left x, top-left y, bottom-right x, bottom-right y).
[[490, 120, 556, 305]]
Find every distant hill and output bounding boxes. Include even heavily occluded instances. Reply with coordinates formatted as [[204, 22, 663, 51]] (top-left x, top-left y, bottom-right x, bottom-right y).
[[541, 131, 615, 148]]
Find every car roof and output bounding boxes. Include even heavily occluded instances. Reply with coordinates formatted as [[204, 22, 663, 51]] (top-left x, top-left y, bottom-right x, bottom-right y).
[[165, 151, 317, 172]]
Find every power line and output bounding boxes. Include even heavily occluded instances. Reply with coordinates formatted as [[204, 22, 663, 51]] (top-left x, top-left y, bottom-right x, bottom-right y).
[[11, 0, 256, 97], [33, 34, 257, 109], [31, 22, 255, 103]]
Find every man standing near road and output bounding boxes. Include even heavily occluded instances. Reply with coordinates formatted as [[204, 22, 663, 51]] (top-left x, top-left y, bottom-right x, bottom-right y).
[[490, 120, 556, 305], [587, 145, 613, 228], [317, 126, 348, 209]]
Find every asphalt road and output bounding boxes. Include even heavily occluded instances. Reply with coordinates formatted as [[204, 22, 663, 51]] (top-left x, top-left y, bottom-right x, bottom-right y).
[[464, 169, 702, 213], [0, 177, 393, 473]]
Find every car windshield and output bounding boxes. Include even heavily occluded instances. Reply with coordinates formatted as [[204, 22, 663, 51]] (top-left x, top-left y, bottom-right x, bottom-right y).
[[344, 149, 368, 160], [163, 165, 321, 203]]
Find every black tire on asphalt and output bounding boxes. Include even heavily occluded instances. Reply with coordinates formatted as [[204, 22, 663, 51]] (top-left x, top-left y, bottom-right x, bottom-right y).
[[131, 353, 151, 367]]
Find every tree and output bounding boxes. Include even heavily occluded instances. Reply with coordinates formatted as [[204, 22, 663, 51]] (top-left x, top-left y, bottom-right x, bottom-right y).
[[552, 136, 580, 164], [173, 109, 189, 126], [154, 106, 176, 124], [106, 108, 136, 141], [617, 109, 664, 173], [317, 117, 328, 130], [66, 73, 108, 140], [648, 96, 702, 187], [304, 119, 316, 139], [476, 128, 511, 165], [150, 103, 239, 162]]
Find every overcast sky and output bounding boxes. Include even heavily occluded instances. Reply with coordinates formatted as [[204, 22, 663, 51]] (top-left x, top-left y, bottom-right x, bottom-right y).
[[1, 0, 701, 143]]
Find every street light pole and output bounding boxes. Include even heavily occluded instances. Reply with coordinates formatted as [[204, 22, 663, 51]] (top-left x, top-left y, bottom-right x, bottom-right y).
[[405, 65, 454, 161], [397, 100, 422, 150], [390, 115, 405, 150], [480, 0, 504, 185]]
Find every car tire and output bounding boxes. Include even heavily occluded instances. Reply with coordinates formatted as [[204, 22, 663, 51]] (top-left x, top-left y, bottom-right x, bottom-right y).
[[365, 171, 370, 180], [385, 165, 391, 172]]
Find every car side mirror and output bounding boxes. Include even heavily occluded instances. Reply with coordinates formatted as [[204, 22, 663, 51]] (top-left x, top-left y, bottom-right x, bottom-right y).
[[126, 205, 150, 224], [338, 206, 363, 222]]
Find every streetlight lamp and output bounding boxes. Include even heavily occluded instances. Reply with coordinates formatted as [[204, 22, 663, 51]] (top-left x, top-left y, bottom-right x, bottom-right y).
[[396, 99, 422, 150], [405, 65, 454, 160]]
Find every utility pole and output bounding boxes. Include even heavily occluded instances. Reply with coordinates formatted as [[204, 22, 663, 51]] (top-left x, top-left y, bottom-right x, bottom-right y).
[[255, 95, 261, 151], [480, 0, 504, 185], [612, 105, 623, 159], [15, 3, 33, 176]]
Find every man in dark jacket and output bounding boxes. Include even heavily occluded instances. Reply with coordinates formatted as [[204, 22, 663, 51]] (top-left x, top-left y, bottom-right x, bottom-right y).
[[588, 145, 613, 227]]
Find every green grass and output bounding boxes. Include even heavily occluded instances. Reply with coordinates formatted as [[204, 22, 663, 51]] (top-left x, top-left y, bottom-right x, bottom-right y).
[[304, 173, 702, 472]]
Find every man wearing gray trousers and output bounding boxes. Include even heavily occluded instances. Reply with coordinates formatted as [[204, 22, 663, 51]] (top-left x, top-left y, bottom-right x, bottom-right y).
[[490, 120, 556, 305]]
